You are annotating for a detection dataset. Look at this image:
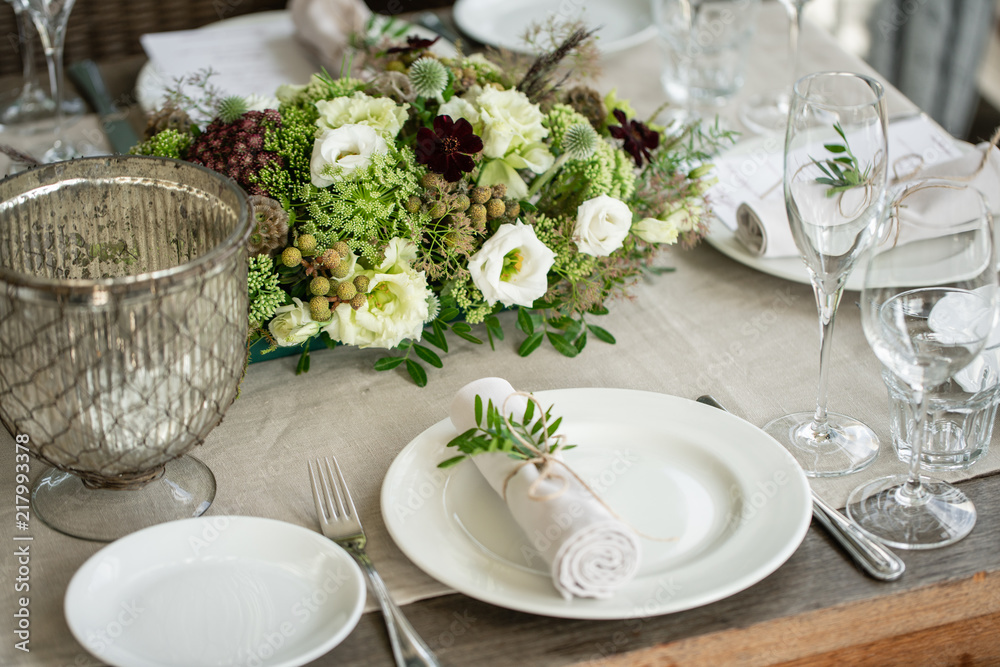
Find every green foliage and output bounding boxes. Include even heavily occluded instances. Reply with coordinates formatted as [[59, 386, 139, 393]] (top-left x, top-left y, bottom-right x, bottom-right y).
[[812, 123, 872, 197], [129, 129, 192, 159], [299, 146, 428, 262], [248, 255, 286, 330], [438, 393, 573, 469]]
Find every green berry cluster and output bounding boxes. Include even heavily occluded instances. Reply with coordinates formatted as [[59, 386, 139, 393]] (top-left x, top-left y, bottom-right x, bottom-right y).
[[278, 235, 372, 321]]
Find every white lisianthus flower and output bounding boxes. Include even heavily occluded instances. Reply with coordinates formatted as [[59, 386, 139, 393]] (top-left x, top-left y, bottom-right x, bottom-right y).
[[268, 298, 323, 346], [632, 205, 701, 244], [380, 237, 418, 273], [476, 88, 553, 173], [438, 95, 481, 127], [323, 239, 431, 349], [310, 124, 389, 188], [574, 195, 633, 257], [315, 92, 409, 138], [468, 221, 556, 307], [633, 218, 679, 245]]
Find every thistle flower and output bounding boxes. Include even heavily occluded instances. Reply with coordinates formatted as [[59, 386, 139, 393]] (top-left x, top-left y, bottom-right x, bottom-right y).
[[562, 123, 599, 161], [217, 95, 250, 124], [415, 115, 484, 182], [408, 57, 449, 100]]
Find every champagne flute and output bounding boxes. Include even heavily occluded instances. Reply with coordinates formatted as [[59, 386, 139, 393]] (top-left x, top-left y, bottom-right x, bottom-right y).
[[763, 72, 888, 477], [849, 181, 996, 548], [22, 0, 77, 161], [1, 0, 52, 127], [739, 0, 811, 134]]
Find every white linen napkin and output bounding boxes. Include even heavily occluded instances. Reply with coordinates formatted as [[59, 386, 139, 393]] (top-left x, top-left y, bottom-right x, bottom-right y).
[[289, 0, 371, 73], [712, 115, 974, 258], [449, 378, 641, 600]]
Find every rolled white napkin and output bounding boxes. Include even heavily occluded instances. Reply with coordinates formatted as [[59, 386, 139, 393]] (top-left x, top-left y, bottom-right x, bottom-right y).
[[289, 0, 371, 73], [449, 378, 641, 600], [712, 116, 979, 258]]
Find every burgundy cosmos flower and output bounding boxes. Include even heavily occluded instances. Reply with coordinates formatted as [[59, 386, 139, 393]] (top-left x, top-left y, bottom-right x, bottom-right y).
[[608, 109, 659, 168], [386, 35, 440, 54], [415, 115, 484, 182]]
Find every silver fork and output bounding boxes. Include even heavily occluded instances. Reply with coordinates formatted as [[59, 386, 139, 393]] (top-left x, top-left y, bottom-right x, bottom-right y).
[[309, 456, 442, 667]]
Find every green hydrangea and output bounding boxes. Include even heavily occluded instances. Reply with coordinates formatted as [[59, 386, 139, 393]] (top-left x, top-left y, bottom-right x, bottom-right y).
[[129, 129, 192, 159], [248, 254, 285, 329], [298, 145, 429, 264]]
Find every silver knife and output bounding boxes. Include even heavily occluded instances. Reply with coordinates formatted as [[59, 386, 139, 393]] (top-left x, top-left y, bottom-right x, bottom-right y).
[[68, 60, 141, 155], [695, 394, 906, 581]]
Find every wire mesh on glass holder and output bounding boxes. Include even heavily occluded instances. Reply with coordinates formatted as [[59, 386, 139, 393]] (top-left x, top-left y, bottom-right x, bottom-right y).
[[0, 156, 251, 541]]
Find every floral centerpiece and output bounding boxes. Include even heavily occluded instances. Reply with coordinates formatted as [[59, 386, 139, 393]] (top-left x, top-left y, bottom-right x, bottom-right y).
[[132, 21, 729, 385]]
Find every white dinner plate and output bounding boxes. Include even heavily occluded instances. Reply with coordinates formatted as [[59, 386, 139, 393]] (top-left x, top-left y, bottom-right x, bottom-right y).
[[136, 12, 456, 113], [704, 217, 868, 291], [65, 516, 366, 667], [453, 0, 657, 54], [381, 388, 811, 619]]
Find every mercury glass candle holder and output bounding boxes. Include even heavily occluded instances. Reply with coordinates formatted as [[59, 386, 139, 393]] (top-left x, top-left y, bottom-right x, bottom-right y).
[[0, 156, 251, 541]]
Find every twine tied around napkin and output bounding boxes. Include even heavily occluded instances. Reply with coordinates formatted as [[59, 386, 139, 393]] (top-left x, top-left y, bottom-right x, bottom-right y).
[[498, 391, 573, 503], [449, 378, 649, 600]]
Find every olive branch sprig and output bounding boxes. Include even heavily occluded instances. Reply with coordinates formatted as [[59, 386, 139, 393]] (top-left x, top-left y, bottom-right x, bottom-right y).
[[812, 123, 872, 197], [438, 394, 575, 469]]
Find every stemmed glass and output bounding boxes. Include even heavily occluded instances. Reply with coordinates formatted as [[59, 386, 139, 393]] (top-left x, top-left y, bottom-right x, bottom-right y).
[[1, 0, 52, 127], [739, 0, 811, 134], [848, 182, 997, 548], [22, 0, 77, 161], [763, 72, 888, 477]]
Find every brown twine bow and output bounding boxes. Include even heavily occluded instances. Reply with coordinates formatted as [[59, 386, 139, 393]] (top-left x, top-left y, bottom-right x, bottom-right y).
[[881, 127, 1000, 247], [498, 392, 676, 543]]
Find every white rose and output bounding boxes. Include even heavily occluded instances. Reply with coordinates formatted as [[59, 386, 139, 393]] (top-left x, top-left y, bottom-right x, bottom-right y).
[[574, 195, 633, 257], [310, 124, 389, 188], [268, 298, 323, 346], [315, 92, 409, 138], [323, 269, 430, 349], [468, 221, 556, 307]]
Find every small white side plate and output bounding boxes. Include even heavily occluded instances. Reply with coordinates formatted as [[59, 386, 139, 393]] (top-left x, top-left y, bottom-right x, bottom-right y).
[[65, 516, 366, 667], [453, 0, 657, 54]]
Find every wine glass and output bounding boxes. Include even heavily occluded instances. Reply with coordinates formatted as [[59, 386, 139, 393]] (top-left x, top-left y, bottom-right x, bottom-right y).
[[763, 72, 888, 477], [1, 0, 52, 127], [22, 0, 77, 161], [847, 181, 997, 549], [739, 0, 811, 134]]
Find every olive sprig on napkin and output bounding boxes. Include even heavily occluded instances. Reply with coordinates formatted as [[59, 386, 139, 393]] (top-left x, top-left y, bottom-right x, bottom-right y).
[[813, 122, 873, 197], [438, 394, 574, 469]]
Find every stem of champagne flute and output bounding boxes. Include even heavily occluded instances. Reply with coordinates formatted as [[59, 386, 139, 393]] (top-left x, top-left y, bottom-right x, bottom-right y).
[[898, 387, 930, 503], [14, 3, 42, 101], [811, 283, 845, 438]]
